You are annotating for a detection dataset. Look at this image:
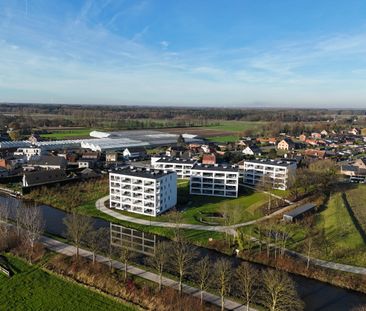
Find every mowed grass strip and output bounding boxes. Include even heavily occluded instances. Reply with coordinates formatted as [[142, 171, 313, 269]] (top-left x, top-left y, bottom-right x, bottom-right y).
[[315, 192, 366, 266], [345, 184, 366, 232], [0, 255, 136, 311]]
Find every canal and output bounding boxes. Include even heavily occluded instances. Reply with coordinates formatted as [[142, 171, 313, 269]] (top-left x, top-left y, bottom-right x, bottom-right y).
[[1, 194, 365, 311]]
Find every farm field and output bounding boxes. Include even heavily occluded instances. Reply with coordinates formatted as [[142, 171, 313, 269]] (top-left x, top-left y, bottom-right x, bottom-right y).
[[203, 120, 267, 132], [40, 128, 93, 139], [0, 255, 136, 311]]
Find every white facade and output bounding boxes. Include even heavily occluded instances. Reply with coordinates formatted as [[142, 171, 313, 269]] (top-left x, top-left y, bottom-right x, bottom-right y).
[[14, 147, 43, 160], [190, 164, 239, 198], [243, 159, 297, 190], [109, 167, 177, 217], [151, 157, 197, 179]]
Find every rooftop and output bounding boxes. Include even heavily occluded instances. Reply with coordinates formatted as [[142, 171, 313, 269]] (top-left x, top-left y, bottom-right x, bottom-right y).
[[156, 157, 197, 165], [283, 203, 317, 218], [245, 158, 296, 167], [111, 166, 175, 179], [191, 163, 239, 172]]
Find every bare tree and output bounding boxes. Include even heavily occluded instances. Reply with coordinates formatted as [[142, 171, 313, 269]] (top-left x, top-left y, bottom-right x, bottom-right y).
[[86, 227, 105, 265], [146, 241, 169, 291], [63, 212, 92, 260], [195, 256, 211, 305], [0, 204, 10, 238], [21, 206, 44, 261], [260, 269, 304, 311], [171, 239, 197, 294], [119, 245, 132, 281], [256, 175, 273, 215], [236, 262, 259, 311], [214, 258, 232, 311], [168, 209, 183, 241]]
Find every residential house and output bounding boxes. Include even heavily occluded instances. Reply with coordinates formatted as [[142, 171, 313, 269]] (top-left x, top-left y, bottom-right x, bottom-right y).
[[304, 149, 326, 159], [299, 134, 307, 142], [123, 147, 146, 159], [202, 153, 217, 165], [277, 138, 295, 151], [242, 145, 262, 156], [26, 155, 67, 171], [22, 169, 69, 188], [311, 133, 322, 140]]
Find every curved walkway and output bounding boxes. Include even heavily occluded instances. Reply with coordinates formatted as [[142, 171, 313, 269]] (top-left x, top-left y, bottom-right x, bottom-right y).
[[96, 196, 236, 234], [96, 195, 297, 233]]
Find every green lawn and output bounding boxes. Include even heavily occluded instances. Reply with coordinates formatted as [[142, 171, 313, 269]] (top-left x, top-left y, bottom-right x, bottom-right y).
[[0, 255, 136, 311], [111, 182, 267, 226], [40, 128, 94, 139], [344, 184, 366, 232]]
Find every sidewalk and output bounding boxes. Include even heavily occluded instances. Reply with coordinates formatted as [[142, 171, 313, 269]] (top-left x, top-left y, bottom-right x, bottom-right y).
[[40, 235, 254, 311]]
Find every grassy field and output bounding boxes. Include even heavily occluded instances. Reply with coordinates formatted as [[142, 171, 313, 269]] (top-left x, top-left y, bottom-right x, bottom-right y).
[[296, 192, 366, 266], [203, 120, 266, 132], [0, 255, 136, 311], [344, 184, 366, 233], [40, 128, 93, 139], [207, 135, 240, 143]]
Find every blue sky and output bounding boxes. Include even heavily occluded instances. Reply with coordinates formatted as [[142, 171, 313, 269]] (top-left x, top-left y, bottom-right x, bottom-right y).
[[1, 0, 366, 107]]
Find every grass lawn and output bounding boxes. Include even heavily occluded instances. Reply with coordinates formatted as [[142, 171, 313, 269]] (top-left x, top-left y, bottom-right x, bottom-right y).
[[305, 192, 366, 266], [0, 255, 136, 311], [110, 181, 267, 226], [40, 128, 94, 140]]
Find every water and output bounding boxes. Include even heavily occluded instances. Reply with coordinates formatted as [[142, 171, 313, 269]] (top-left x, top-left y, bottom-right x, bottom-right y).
[[1, 194, 366, 310]]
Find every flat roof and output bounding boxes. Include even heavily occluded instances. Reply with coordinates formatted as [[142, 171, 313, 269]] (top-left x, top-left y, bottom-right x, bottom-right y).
[[191, 163, 239, 172], [283, 203, 316, 218], [111, 166, 175, 179], [156, 157, 197, 165], [245, 159, 296, 167]]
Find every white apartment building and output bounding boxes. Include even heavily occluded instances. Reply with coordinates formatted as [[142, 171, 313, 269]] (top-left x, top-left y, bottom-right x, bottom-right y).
[[109, 166, 177, 217], [151, 157, 197, 179], [190, 164, 239, 198], [242, 159, 297, 190]]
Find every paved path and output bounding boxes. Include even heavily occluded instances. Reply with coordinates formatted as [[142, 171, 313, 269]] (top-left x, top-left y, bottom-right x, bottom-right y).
[[96, 196, 237, 234], [96, 194, 296, 233], [40, 235, 253, 311]]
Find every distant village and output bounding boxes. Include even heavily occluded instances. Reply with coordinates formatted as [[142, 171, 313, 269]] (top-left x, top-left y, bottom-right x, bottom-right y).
[[0, 126, 365, 217]]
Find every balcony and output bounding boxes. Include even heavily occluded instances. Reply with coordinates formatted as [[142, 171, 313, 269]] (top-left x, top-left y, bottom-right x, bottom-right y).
[[191, 183, 201, 188], [227, 174, 237, 179], [122, 185, 131, 190], [132, 186, 143, 192], [132, 180, 143, 185], [144, 181, 154, 187]]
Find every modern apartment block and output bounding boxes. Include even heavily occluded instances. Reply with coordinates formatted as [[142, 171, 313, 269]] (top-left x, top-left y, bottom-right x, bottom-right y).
[[109, 166, 177, 217], [190, 164, 239, 198], [151, 157, 197, 179], [242, 159, 297, 190]]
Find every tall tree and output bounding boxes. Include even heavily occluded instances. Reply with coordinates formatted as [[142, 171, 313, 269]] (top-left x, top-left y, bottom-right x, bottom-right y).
[[260, 270, 304, 311], [63, 213, 92, 260], [214, 258, 232, 311], [146, 241, 169, 291], [195, 256, 211, 305], [21, 206, 44, 261], [171, 239, 197, 294], [236, 262, 259, 311]]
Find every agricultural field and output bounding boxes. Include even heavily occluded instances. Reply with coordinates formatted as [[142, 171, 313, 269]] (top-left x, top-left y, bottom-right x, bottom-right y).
[[40, 128, 93, 139], [207, 135, 240, 143], [203, 120, 267, 132], [0, 255, 136, 311]]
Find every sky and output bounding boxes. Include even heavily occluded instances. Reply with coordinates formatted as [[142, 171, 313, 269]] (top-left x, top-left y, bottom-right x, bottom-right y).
[[1, 0, 366, 108]]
